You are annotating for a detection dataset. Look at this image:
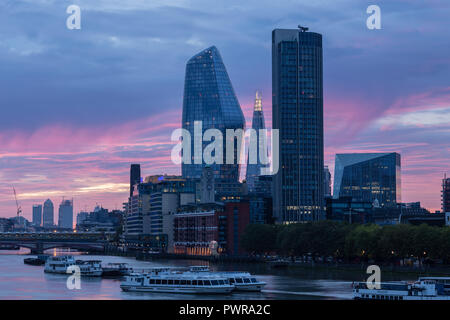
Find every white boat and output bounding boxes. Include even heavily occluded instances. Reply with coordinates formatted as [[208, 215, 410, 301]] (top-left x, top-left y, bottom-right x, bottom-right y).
[[76, 260, 103, 277], [44, 255, 76, 274], [353, 278, 450, 300], [120, 267, 234, 294], [185, 266, 266, 292]]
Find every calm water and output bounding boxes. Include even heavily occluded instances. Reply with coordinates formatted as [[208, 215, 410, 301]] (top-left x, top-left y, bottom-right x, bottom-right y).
[[0, 249, 415, 300]]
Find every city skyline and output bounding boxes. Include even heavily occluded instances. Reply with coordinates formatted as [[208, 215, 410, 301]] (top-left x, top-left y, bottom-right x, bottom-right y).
[[0, 0, 449, 219]]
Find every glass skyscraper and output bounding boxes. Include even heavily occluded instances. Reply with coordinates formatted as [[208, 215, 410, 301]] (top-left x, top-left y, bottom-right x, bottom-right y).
[[333, 153, 401, 207], [182, 46, 245, 195], [245, 91, 268, 193], [272, 27, 324, 223]]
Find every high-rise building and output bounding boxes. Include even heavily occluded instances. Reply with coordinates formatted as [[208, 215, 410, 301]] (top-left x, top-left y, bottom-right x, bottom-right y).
[[181, 46, 245, 196], [32, 204, 42, 226], [272, 27, 324, 223], [324, 166, 332, 198], [42, 199, 54, 227], [442, 174, 450, 213], [246, 91, 268, 193], [130, 164, 141, 198], [58, 199, 73, 229], [333, 153, 401, 207]]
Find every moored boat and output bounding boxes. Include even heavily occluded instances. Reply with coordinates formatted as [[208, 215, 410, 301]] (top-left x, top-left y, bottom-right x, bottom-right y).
[[185, 266, 266, 292], [102, 263, 133, 277], [76, 260, 103, 277], [353, 277, 450, 300], [44, 255, 76, 274], [24, 257, 46, 266], [120, 267, 234, 294]]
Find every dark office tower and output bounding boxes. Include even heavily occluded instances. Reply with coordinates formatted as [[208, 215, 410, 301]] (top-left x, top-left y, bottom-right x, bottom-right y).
[[272, 27, 324, 223], [32, 204, 42, 226], [182, 46, 245, 195], [130, 164, 141, 197], [333, 153, 401, 207], [324, 166, 332, 198], [246, 91, 267, 193], [442, 174, 450, 213], [43, 199, 54, 227]]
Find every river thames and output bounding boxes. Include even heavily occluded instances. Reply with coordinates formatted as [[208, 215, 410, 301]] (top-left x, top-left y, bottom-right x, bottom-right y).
[[0, 249, 417, 300]]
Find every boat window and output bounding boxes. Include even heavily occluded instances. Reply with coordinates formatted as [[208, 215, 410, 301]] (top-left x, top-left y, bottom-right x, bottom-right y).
[[235, 278, 243, 283], [243, 278, 251, 283], [162, 280, 168, 285], [181, 280, 187, 285], [211, 280, 219, 286], [168, 279, 174, 285], [218, 280, 224, 285], [192, 280, 198, 286], [150, 279, 155, 284], [174, 280, 180, 285], [156, 279, 161, 285], [197, 280, 203, 286], [229, 278, 235, 283], [251, 278, 257, 283], [187, 280, 192, 285], [204, 280, 211, 286]]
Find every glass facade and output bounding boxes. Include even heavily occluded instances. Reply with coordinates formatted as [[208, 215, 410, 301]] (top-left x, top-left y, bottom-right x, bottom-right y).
[[272, 28, 324, 223], [182, 46, 245, 196], [245, 91, 267, 193], [333, 153, 401, 207]]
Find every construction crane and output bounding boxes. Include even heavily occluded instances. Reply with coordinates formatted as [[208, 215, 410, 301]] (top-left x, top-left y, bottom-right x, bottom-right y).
[[12, 186, 22, 218]]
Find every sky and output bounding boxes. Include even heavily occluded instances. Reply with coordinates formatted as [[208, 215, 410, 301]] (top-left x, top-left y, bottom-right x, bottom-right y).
[[0, 0, 449, 220]]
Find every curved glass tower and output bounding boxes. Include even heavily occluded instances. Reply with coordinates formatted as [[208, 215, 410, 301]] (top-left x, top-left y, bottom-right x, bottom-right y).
[[182, 46, 245, 194], [246, 91, 267, 193]]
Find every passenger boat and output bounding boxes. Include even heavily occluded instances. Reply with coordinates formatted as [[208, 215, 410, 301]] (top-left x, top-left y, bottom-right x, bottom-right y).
[[120, 267, 234, 294], [44, 255, 76, 274], [353, 277, 450, 300], [75, 260, 103, 277], [185, 266, 266, 292], [102, 263, 133, 277]]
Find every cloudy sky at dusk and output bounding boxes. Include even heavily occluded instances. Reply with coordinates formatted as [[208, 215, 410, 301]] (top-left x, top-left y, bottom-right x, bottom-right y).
[[0, 0, 449, 220]]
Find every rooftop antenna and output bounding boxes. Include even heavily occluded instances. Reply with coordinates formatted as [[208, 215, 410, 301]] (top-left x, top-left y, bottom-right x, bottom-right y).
[[298, 25, 309, 32]]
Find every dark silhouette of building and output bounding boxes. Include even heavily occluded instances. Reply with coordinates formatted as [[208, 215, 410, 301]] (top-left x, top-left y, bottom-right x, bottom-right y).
[[443, 174, 450, 213], [272, 27, 324, 223], [130, 164, 141, 197]]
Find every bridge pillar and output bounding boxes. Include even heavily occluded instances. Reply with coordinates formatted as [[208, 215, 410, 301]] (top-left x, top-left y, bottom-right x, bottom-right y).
[[30, 242, 43, 254]]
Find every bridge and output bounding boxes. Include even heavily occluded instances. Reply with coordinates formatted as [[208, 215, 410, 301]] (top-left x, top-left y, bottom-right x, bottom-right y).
[[0, 232, 109, 254]]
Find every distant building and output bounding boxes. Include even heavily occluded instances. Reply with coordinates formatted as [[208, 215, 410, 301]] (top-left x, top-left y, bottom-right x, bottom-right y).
[[324, 166, 332, 198], [246, 91, 268, 193], [58, 199, 73, 229], [130, 164, 141, 198], [76, 211, 89, 226], [32, 204, 42, 226], [326, 197, 372, 224], [200, 166, 215, 204], [181, 46, 245, 197], [272, 27, 325, 223], [333, 153, 401, 207], [42, 199, 54, 227], [442, 174, 450, 213]]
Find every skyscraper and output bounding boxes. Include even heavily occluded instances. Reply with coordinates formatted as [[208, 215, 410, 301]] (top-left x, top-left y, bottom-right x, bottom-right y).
[[43, 199, 54, 227], [333, 153, 401, 207], [246, 91, 268, 193], [324, 166, 332, 198], [442, 174, 450, 213], [130, 164, 141, 198], [181, 46, 245, 196], [272, 27, 324, 223], [58, 199, 73, 229], [32, 204, 42, 226]]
